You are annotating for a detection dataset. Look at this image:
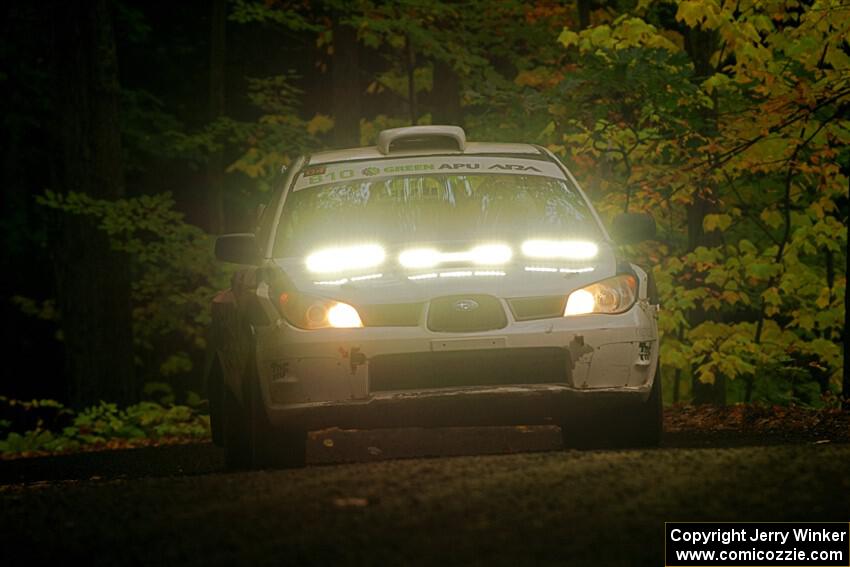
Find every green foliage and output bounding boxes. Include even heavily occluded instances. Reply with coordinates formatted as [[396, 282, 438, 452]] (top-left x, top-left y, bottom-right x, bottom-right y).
[[168, 72, 322, 192], [10, 296, 57, 323], [0, 396, 75, 435], [229, 0, 321, 31], [0, 399, 209, 457], [36, 191, 230, 383], [120, 88, 190, 170], [542, 0, 849, 404]]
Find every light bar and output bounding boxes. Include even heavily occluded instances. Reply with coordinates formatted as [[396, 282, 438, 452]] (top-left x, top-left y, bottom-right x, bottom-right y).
[[398, 244, 512, 268], [350, 273, 383, 282], [521, 240, 598, 260], [399, 248, 441, 269], [306, 244, 386, 274], [408, 270, 505, 281], [314, 278, 349, 286]]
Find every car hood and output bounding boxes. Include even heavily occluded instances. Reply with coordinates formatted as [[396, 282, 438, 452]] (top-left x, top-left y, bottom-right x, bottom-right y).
[[272, 244, 617, 305]]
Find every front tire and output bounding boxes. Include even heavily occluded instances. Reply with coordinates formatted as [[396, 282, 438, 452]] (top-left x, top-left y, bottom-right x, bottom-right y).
[[223, 362, 306, 470], [561, 367, 663, 449]]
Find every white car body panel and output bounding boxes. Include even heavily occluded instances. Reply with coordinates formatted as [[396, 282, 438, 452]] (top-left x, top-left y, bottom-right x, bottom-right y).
[[252, 264, 658, 429]]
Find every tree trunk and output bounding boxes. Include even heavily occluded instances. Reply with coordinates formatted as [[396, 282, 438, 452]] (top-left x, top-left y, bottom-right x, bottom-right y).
[[577, 0, 591, 30], [405, 34, 417, 125], [672, 368, 681, 403], [432, 59, 462, 126], [683, 26, 725, 405], [841, 171, 850, 411], [51, 0, 137, 407], [686, 189, 726, 405], [208, 0, 226, 234], [331, 20, 360, 148]]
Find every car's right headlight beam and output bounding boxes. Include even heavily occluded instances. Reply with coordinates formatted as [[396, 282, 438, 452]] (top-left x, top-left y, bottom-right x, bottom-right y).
[[563, 274, 638, 316]]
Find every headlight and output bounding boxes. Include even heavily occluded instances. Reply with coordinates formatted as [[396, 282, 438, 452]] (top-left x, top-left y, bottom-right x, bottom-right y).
[[306, 244, 385, 274], [521, 239, 598, 260], [563, 274, 637, 316], [278, 292, 363, 329], [326, 303, 363, 328]]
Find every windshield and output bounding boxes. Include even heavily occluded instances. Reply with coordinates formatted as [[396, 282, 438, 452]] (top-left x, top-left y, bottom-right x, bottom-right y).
[[273, 172, 601, 258]]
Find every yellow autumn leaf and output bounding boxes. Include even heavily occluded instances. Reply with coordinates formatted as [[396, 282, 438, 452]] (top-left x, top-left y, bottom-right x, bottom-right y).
[[557, 29, 579, 48], [703, 213, 732, 232], [307, 113, 334, 136], [760, 209, 783, 229], [815, 287, 831, 309]]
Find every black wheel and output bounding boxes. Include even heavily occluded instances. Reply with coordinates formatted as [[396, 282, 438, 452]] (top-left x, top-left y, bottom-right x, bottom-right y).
[[223, 361, 306, 470], [207, 359, 225, 447], [223, 382, 253, 469], [629, 365, 663, 447], [561, 367, 663, 449]]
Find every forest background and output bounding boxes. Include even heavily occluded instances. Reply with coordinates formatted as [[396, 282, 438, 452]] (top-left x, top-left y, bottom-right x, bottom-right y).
[[1, 0, 848, 420]]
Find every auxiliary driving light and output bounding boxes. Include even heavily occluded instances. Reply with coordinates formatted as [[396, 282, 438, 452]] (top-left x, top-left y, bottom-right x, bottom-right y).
[[521, 239, 598, 260], [399, 248, 441, 269], [398, 243, 512, 268], [306, 244, 385, 274]]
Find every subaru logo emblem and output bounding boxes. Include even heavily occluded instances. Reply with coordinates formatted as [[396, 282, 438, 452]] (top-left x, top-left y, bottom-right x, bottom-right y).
[[453, 299, 480, 312]]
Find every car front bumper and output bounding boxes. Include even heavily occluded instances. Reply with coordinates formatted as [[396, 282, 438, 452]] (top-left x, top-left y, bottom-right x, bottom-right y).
[[254, 300, 659, 430]]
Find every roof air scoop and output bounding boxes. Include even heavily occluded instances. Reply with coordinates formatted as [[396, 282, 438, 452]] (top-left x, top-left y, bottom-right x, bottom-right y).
[[377, 125, 466, 155]]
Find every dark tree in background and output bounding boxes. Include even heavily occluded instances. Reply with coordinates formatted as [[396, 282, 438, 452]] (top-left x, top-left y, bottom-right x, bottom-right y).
[[50, 0, 136, 407], [844, 166, 850, 409], [331, 19, 361, 148], [207, 0, 227, 234], [431, 60, 461, 126], [682, 23, 725, 406]]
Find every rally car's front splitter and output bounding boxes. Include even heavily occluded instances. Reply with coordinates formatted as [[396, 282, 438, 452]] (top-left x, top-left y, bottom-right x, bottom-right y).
[[263, 383, 654, 431]]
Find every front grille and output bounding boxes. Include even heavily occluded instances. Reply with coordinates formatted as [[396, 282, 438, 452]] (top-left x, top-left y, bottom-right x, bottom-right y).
[[359, 303, 423, 327], [369, 347, 572, 392], [427, 294, 507, 332], [508, 296, 567, 321]]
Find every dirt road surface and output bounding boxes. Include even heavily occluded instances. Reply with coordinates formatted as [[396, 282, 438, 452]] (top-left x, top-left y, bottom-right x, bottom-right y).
[[2, 427, 848, 566]]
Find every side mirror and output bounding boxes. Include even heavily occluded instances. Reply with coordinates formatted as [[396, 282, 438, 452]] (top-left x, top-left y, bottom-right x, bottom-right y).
[[215, 233, 260, 264], [610, 213, 656, 245]]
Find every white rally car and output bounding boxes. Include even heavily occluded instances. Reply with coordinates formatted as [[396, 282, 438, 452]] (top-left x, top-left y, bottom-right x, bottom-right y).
[[208, 126, 661, 469]]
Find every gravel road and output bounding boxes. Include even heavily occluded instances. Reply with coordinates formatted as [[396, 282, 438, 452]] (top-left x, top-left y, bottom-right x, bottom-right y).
[[1, 427, 848, 566]]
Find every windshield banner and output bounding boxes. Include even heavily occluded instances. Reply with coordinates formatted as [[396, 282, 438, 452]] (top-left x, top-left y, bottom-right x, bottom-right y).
[[293, 156, 565, 192]]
